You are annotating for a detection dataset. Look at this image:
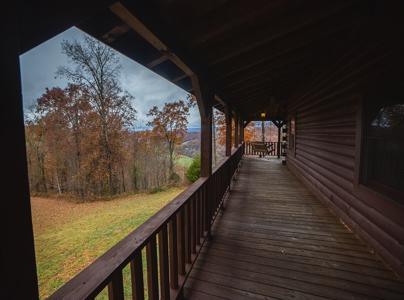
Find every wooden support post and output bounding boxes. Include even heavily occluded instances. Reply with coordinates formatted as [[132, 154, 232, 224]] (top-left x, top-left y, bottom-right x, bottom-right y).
[[192, 75, 213, 177], [234, 113, 239, 147], [273, 120, 284, 158], [1, 4, 39, 299], [200, 108, 213, 177], [239, 117, 244, 143], [225, 106, 232, 156], [277, 125, 281, 158]]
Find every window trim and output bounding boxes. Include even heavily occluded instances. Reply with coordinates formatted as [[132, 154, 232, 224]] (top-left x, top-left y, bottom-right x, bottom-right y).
[[353, 97, 404, 205]]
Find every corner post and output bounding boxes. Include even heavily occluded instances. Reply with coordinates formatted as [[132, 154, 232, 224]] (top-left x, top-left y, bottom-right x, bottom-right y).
[[2, 3, 39, 298]]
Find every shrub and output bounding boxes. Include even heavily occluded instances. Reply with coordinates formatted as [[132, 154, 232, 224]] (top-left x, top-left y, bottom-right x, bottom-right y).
[[169, 172, 181, 184], [186, 155, 201, 183]]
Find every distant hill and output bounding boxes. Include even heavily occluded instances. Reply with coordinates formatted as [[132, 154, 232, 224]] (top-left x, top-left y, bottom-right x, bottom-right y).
[[179, 130, 200, 158]]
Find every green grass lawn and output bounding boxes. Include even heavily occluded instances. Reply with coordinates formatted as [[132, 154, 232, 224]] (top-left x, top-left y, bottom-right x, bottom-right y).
[[31, 187, 184, 299]]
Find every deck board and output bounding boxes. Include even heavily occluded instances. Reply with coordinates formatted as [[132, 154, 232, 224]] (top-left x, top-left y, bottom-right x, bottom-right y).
[[184, 157, 404, 300]]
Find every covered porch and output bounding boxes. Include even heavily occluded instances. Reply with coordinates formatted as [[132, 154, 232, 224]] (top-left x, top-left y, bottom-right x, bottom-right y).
[[3, 0, 404, 299]]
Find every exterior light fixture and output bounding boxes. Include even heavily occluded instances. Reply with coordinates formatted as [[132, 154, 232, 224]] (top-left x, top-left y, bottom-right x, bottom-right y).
[[260, 112, 266, 118]]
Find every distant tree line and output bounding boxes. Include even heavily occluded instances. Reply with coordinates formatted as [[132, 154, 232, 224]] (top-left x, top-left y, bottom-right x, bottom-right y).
[[25, 36, 193, 199]]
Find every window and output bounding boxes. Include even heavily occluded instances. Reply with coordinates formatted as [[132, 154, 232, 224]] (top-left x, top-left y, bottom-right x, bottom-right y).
[[361, 100, 404, 202], [289, 115, 296, 155]]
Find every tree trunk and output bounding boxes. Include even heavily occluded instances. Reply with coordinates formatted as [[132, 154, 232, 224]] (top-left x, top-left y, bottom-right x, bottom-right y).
[[37, 150, 47, 193], [55, 171, 62, 195], [169, 144, 174, 177], [101, 121, 114, 195], [74, 130, 84, 198], [120, 161, 126, 193]]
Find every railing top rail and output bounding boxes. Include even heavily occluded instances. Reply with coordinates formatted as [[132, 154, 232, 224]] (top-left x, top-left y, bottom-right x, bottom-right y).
[[50, 144, 244, 299]]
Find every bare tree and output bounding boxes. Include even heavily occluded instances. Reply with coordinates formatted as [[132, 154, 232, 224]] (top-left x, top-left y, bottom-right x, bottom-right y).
[[57, 36, 136, 195]]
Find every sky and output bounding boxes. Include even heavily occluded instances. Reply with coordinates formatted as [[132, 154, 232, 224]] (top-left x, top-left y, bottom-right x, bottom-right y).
[[19, 27, 200, 129]]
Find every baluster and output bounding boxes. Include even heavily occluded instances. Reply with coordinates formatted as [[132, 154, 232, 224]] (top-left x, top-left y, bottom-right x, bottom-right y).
[[206, 180, 212, 236], [130, 251, 144, 300], [177, 210, 185, 275], [201, 185, 206, 235], [185, 203, 192, 264], [146, 236, 159, 300], [108, 269, 124, 300], [195, 191, 201, 246], [158, 226, 170, 300], [191, 196, 197, 254], [168, 218, 178, 289]]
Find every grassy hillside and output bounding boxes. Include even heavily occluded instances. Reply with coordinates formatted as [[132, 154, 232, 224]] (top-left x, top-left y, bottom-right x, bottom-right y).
[[175, 154, 193, 169], [31, 187, 184, 299]]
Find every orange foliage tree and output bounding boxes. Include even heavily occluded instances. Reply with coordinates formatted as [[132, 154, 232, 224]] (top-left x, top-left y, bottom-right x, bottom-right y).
[[215, 111, 256, 146], [147, 100, 190, 180]]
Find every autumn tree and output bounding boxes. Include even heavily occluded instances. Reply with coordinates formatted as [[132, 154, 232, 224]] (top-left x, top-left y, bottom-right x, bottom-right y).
[[57, 36, 136, 195], [147, 100, 190, 181], [215, 111, 256, 145], [25, 118, 48, 193], [34, 85, 91, 196], [244, 121, 257, 141], [132, 130, 170, 190]]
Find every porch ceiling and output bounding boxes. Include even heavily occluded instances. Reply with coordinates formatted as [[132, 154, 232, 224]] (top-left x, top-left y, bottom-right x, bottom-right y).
[[75, 0, 368, 121], [19, 0, 391, 120]]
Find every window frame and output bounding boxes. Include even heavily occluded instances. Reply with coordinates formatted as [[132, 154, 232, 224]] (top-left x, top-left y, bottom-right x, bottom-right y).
[[354, 97, 404, 205]]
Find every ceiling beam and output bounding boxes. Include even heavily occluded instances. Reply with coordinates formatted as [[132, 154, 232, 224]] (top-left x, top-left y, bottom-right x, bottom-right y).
[[171, 74, 188, 83], [146, 55, 169, 68], [110, 2, 194, 76], [188, 0, 284, 48], [216, 49, 311, 89], [211, 20, 353, 82], [214, 95, 227, 106], [204, 1, 356, 67]]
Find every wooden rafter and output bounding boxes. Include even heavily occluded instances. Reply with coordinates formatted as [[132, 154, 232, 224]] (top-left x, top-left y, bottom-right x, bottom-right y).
[[146, 55, 169, 68], [204, 1, 356, 66], [110, 2, 194, 76], [212, 21, 353, 82]]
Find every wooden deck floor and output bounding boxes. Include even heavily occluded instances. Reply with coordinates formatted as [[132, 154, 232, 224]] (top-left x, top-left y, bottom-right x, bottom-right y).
[[184, 157, 404, 300]]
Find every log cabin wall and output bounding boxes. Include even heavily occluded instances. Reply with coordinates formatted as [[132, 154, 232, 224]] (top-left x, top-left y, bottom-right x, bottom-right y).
[[285, 18, 404, 277]]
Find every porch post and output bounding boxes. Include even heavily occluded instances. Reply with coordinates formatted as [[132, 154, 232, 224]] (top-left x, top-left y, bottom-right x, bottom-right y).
[[239, 116, 244, 143], [191, 75, 213, 177], [277, 125, 281, 158], [225, 106, 232, 156], [274, 120, 284, 158], [200, 107, 213, 177], [234, 113, 239, 147], [2, 4, 39, 298]]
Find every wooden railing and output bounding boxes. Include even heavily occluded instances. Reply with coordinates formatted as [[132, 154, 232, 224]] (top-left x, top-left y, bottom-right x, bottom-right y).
[[49, 144, 244, 300], [245, 141, 279, 156]]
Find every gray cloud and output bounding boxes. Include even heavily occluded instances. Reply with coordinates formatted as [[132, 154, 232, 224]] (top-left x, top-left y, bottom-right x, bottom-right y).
[[19, 27, 200, 128]]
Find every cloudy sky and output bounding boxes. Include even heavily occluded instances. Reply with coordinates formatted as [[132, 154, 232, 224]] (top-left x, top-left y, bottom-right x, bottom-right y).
[[19, 27, 200, 129]]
